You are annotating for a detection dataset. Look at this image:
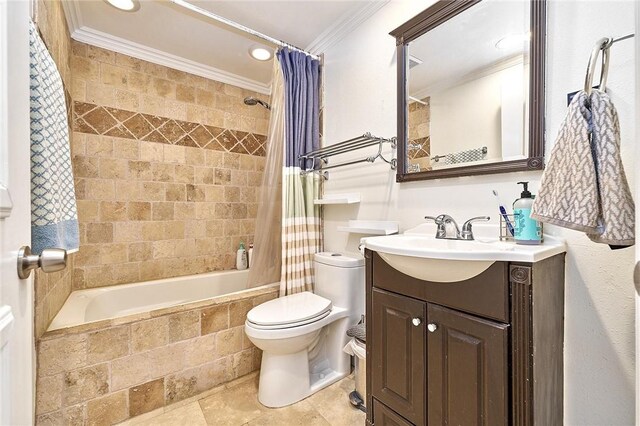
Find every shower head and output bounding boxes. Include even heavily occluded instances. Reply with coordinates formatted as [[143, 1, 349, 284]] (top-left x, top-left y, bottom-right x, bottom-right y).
[[243, 96, 271, 110]]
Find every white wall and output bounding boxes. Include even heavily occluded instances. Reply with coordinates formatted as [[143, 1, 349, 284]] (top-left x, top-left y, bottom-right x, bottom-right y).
[[430, 70, 503, 160], [323, 0, 636, 424]]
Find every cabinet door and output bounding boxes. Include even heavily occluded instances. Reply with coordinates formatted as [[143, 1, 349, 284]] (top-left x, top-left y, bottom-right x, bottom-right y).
[[371, 289, 426, 426], [373, 399, 414, 426], [427, 304, 509, 426]]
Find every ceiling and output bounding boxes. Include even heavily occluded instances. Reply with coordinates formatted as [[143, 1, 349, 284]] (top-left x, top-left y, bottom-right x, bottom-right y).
[[63, 0, 386, 94], [408, 0, 530, 97]]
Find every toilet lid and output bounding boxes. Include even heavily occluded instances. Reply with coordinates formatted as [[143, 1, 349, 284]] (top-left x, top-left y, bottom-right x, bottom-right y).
[[246, 292, 332, 327]]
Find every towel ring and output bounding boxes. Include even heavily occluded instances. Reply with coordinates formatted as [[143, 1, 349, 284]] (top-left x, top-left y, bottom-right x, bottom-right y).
[[584, 37, 612, 95]]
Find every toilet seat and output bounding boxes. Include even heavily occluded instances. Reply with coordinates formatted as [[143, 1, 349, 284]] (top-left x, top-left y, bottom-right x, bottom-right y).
[[246, 292, 332, 330]]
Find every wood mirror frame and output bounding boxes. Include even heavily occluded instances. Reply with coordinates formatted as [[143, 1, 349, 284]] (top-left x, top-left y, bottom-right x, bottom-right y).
[[391, 0, 546, 182]]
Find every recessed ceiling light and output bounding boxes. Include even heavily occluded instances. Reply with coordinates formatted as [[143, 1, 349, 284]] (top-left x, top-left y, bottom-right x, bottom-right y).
[[104, 0, 140, 12], [249, 46, 273, 61], [495, 32, 531, 50]]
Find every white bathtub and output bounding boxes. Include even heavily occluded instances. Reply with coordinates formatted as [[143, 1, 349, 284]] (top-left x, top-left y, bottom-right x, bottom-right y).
[[48, 269, 277, 331]]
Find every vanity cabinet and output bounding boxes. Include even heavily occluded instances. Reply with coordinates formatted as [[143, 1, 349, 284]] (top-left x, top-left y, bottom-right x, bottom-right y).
[[365, 250, 565, 426], [371, 289, 426, 424]]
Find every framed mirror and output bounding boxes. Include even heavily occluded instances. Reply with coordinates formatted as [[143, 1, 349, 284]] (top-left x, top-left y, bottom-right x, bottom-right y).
[[391, 0, 546, 181]]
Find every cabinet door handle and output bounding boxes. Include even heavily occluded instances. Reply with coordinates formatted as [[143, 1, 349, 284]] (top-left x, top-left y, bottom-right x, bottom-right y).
[[412, 317, 422, 326], [427, 323, 438, 332]]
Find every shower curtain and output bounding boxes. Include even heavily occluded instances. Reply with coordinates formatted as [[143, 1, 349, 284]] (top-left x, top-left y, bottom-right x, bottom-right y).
[[278, 48, 322, 296], [247, 59, 285, 288], [247, 48, 322, 296]]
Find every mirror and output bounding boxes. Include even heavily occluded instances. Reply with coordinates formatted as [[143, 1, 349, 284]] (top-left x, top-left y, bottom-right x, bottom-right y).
[[391, 0, 546, 181]]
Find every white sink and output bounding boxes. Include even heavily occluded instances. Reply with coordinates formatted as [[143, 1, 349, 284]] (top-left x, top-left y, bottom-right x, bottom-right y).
[[363, 224, 566, 283]]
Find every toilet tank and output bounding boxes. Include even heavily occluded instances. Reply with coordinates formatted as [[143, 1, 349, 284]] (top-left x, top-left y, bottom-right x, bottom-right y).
[[314, 252, 365, 320]]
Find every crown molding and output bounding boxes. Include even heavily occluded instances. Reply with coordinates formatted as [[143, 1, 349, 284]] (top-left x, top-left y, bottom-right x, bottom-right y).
[[305, 0, 389, 55], [72, 26, 271, 94], [61, 1, 270, 95], [412, 54, 527, 100], [61, 0, 83, 31], [59, 0, 387, 94]]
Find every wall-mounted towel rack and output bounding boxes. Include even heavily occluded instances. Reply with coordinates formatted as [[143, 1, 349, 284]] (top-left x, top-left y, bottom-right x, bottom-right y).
[[584, 33, 635, 95], [299, 133, 396, 177]]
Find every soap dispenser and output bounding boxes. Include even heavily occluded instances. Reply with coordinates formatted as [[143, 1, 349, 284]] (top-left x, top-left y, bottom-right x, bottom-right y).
[[513, 182, 542, 245]]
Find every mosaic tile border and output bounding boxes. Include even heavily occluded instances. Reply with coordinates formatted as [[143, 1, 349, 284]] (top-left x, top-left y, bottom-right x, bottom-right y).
[[73, 102, 267, 156]]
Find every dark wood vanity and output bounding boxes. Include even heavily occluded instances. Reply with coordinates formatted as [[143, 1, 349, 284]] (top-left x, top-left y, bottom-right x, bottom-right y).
[[365, 250, 565, 426]]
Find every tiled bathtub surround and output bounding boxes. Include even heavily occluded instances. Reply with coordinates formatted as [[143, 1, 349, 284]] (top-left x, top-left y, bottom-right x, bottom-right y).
[[33, 0, 76, 339], [73, 102, 267, 156], [70, 41, 270, 136], [35, 286, 277, 425], [70, 41, 270, 290], [71, 136, 265, 288], [34, 259, 74, 340]]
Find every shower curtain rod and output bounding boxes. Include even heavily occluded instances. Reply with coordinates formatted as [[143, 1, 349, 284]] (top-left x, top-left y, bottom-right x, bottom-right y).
[[169, 0, 320, 60]]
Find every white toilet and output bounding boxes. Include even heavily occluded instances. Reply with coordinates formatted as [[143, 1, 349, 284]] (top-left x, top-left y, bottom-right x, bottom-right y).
[[244, 252, 364, 408]]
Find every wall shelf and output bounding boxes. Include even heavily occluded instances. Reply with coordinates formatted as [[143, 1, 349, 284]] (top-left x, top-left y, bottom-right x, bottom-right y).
[[337, 220, 399, 235], [314, 193, 361, 205]]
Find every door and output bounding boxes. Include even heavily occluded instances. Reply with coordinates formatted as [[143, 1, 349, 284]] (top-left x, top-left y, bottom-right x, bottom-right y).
[[427, 304, 509, 426], [371, 288, 426, 426], [635, 3, 640, 423], [0, 0, 34, 424]]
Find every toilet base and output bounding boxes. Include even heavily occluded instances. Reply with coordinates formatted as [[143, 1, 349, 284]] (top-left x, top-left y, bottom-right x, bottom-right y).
[[257, 349, 348, 408]]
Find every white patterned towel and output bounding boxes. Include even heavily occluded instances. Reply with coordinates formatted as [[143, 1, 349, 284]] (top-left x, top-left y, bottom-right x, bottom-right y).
[[29, 21, 79, 254], [439, 146, 487, 165], [532, 90, 635, 247]]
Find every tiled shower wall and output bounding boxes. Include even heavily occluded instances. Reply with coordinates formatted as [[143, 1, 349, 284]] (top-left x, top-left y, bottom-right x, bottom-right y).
[[69, 41, 270, 290], [407, 98, 431, 163], [33, 0, 75, 339]]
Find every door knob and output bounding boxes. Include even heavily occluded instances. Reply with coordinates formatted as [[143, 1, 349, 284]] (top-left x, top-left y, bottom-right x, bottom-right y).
[[412, 317, 422, 326], [17, 246, 67, 279], [427, 323, 438, 332]]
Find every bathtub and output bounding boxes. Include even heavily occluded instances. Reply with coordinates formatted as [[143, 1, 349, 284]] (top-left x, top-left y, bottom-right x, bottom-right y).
[[37, 269, 279, 424], [49, 269, 276, 331]]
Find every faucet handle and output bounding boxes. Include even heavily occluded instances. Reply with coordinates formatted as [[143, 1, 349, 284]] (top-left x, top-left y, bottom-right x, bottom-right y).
[[424, 216, 438, 222], [463, 216, 490, 226], [461, 216, 490, 240]]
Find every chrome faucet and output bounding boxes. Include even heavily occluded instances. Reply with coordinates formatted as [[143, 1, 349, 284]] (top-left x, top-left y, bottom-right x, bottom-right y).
[[425, 214, 490, 240]]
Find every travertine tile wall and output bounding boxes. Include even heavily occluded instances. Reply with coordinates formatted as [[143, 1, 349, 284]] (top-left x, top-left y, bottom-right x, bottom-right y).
[[70, 41, 271, 290], [35, 288, 277, 425], [34, 0, 72, 86], [33, 0, 75, 339], [408, 98, 431, 162]]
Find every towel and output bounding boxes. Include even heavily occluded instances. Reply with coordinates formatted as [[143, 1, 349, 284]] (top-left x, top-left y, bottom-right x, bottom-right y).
[[585, 90, 635, 246], [29, 21, 79, 255], [531, 90, 634, 247], [439, 146, 487, 165]]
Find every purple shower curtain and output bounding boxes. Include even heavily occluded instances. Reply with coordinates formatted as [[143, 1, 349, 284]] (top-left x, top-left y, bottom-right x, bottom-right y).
[[277, 48, 323, 296], [277, 49, 320, 169]]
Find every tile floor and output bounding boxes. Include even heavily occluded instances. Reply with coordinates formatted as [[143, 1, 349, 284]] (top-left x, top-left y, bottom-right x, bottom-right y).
[[120, 373, 366, 426]]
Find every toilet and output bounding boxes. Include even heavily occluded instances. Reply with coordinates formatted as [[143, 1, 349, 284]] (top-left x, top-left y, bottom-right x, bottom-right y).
[[245, 252, 364, 408]]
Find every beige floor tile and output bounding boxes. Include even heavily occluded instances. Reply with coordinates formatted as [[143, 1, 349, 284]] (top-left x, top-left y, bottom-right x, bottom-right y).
[[127, 402, 207, 426], [199, 375, 268, 426], [306, 376, 366, 426], [244, 400, 329, 426], [123, 374, 363, 426]]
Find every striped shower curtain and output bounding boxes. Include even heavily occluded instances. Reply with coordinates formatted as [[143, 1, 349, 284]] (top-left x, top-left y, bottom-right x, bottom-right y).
[[278, 48, 322, 296]]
